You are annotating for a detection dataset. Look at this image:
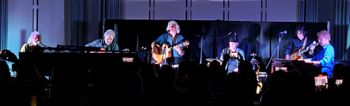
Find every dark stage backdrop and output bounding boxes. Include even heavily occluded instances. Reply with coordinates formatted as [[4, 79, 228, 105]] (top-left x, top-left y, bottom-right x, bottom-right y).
[[104, 20, 327, 64]]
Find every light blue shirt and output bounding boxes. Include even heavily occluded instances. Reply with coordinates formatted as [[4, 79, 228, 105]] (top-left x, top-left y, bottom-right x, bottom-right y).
[[154, 33, 185, 58], [312, 44, 335, 78], [154, 33, 185, 65]]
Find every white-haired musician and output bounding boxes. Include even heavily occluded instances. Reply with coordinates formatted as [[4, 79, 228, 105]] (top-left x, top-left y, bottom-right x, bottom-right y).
[[85, 29, 119, 51], [151, 20, 189, 65], [20, 31, 45, 53]]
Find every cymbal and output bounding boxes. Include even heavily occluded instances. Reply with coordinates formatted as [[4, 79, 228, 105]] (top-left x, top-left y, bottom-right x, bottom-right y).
[[205, 58, 223, 67], [206, 58, 223, 63]]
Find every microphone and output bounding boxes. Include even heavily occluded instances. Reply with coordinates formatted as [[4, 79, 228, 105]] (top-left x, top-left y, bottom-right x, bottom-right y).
[[222, 32, 237, 38], [37, 41, 51, 49], [279, 30, 287, 35], [37, 41, 46, 47], [227, 32, 232, 36], [307, 41, 319, 50], [312, 41, 319, 46]]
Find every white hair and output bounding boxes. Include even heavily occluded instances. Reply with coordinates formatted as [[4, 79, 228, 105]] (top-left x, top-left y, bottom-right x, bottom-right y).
[[27, 31, 41, 44], [166, 20, 180, 34], [104, 29, 115, 38], [317, 30, 331, 41]]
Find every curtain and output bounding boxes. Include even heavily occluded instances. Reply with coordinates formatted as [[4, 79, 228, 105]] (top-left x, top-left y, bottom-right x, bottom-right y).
[[0, 0, 8, 50], [299, 0, 350, 60], [333, 0, 348, 60], [65, 0, 119, 46]]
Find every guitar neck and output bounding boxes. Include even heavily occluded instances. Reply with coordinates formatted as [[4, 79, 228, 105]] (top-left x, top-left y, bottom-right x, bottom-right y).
[[298, 42, 318, 55], [298, 49, 309, 55], [172, 41, 188, 48], [158, 41, 188, 51]]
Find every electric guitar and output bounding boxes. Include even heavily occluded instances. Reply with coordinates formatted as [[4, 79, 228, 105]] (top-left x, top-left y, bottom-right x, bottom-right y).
[[151, 40, 189, 64], [290, 41, 318, 60]]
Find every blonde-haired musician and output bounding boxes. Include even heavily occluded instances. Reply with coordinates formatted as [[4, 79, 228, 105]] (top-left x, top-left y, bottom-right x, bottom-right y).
[[304, 30, 335, 78]]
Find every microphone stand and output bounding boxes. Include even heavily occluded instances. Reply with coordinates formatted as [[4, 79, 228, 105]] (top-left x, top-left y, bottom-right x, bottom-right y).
[[265, 33, 285, 70], [200, 35, 203, 64]]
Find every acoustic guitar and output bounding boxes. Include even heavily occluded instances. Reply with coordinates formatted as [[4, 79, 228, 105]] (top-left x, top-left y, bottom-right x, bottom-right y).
[[290, 41, 318, 60], [151, 40, 189, 64]]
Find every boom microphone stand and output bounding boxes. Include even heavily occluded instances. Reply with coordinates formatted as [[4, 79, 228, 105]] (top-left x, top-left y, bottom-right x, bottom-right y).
[[265, 31, 286, 70]]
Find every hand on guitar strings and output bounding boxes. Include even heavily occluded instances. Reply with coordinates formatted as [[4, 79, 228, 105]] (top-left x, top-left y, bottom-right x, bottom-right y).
[[174, 45, 184, 55]]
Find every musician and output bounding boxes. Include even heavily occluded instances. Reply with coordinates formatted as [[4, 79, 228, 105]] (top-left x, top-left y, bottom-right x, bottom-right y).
[[151, 20, 186, 65], [85, 29, 119, 51], [285, 25, 314, 60], [305, 30, 334, 78], [219, 35, 245, 74], [20, 31, 46, 53]]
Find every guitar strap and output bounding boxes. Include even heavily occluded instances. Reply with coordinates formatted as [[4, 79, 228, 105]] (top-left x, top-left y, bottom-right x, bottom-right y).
[[165, 33, 169, 45], [172, 34, 177, 46], [301, 37, 308, 50]]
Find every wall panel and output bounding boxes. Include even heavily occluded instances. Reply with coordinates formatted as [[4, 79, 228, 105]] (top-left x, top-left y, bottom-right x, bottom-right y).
[[188, 0, 224, 20], [154, 0, 186, 20], [267, 0, 298, 22], [120, 0, 150, 19], [39, 0, 65, 47], [229, 0, 261, 21]]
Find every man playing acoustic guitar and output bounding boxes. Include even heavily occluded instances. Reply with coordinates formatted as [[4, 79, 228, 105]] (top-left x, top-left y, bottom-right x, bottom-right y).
[[285, 25, 315, 60], [151, 20, 189, 65]]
